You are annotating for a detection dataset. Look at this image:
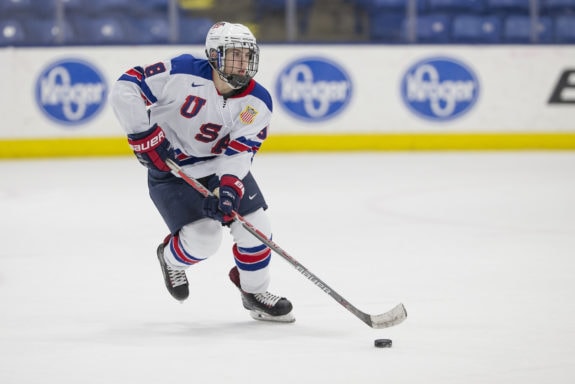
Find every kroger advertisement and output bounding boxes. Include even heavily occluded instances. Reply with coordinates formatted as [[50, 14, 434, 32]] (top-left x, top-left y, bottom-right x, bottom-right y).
[[0, 45, 574, 140]]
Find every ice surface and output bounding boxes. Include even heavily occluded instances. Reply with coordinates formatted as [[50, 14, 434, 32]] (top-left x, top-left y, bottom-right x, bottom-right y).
[[1, 152, 574, 384]]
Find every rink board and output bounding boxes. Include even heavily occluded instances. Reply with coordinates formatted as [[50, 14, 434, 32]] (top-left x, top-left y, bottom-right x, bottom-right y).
[[1, 45, 574, 157]]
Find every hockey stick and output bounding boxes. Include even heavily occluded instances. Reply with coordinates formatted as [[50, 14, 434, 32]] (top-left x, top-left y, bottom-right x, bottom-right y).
[[166, 159, 407, 329]]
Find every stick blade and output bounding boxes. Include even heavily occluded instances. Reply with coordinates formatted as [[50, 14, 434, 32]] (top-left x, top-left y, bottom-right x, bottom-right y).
[[369, 303, 408, 329]]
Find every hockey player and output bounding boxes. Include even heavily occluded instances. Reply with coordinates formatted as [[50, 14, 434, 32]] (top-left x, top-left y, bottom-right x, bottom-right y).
[[109, 21, 294, 323]]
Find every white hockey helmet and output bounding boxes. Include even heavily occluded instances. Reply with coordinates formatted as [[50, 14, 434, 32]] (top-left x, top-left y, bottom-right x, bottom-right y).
[[205, 21, 259, 89]]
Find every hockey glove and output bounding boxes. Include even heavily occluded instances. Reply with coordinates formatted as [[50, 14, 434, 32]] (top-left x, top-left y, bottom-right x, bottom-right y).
[[203, 175, 244, 223], [127, 124, 175, 172]]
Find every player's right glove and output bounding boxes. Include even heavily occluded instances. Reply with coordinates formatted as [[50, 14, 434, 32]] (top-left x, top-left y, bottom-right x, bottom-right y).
[[127, 124, 175, 172], [203, 175, 244, 224]]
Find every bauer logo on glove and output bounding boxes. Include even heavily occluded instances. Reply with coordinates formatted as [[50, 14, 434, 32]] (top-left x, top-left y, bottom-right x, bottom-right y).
[[127, 124, 176, 172], [128, 128, 166, 152]]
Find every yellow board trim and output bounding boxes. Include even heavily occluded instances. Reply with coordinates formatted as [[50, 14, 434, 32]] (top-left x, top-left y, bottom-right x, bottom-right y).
[[264, 133, 575, 151], [0, 137, 131, 159], [1, 133, 575, 159]]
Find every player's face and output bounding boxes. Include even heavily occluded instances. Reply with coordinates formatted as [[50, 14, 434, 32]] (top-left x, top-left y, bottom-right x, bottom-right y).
[[224, 48, 252, 76]]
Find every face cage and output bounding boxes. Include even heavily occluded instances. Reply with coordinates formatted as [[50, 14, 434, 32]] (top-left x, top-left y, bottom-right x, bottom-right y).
[[211, 42, 259, 89]]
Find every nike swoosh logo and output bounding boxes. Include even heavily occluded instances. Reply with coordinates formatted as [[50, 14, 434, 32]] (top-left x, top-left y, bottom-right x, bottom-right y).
[[248, 193, 258, 200], [191, 83, 204, 87]]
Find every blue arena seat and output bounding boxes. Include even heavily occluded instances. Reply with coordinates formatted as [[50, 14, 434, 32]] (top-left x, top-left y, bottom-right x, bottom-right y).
[[541, 0, 575, 15], [408, 14, 451, 43], [61, 0, 84, 7], [451, 14, 502, 43], [80, 0, 134, 15], [140, 0, 168, 8], [555, 15, 575, 43], [486, 0, 530, 14], [60, 0, 91, 15], [503, 15, 553, 43], [359, 0, 427, 12], [0, 19, 26, 46], [0, 0, 33, 16], [360, 0, 428, 37], [0, 0, 57, 18], [369, 12, 405, 42], [427, 0, 485, 13], [253, 0, 314, 10], [24, 18, 76, 45], [70, 16, 132, 44], [253, 0, 314, 35], [132, 15, 170, 44], [136, 0, 169, 16], [178, 16, 214, 44]]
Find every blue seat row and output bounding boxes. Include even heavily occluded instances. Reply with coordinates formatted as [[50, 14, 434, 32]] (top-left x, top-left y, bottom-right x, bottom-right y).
[[348, 0, 575, 39], [369, 13, 575, 43], [0, 15, 214, 46], [352, 0, 575, 14], [0, 0, 168, 16], [253, 0, 315, 35]]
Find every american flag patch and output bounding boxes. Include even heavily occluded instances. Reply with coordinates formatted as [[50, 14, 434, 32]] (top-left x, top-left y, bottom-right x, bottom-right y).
[[239, 106, 258, 124]]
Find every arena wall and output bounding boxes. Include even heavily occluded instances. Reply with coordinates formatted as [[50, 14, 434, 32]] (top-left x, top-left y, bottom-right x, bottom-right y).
[[1, 45, 574, 158]]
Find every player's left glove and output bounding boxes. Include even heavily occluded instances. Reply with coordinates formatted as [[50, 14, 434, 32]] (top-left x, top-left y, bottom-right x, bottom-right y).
[[203, 175, 244, 223]]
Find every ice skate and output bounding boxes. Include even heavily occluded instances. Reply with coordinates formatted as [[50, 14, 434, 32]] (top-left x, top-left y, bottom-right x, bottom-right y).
[[156, 241, 189, 302], [229, 266, 295, 323]]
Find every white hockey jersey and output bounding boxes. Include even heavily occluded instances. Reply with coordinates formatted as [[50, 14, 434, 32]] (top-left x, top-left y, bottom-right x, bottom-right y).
[[109, 53, 272, 180]]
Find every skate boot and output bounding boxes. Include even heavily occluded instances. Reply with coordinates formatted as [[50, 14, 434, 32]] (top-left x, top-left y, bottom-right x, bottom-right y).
[[229, 266, 295, 323], [156, 239, 189, 302]]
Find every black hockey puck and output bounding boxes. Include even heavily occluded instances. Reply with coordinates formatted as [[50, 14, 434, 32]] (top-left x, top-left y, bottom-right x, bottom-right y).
[[374, 338, 392, 348]]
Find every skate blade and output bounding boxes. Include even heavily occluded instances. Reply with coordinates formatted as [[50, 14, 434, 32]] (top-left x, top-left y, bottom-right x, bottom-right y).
[[249, 310, 296, 323]]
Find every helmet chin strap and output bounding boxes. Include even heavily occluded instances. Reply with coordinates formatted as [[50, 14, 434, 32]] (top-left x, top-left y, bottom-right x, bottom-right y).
[[209, 60, 249, 90], [214, 69, 249, 89], [223, 73, 250, 89]]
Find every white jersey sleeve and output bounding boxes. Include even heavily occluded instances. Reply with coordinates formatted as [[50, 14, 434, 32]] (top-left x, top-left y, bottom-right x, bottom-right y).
[[108, 67, 153, 135], [109, 54, 273, 180]]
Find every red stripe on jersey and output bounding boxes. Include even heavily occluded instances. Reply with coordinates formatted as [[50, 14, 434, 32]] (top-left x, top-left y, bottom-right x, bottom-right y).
[[126, 68, 143, 81], [228, 140, 251, 153], [140, 92, 152, 106]]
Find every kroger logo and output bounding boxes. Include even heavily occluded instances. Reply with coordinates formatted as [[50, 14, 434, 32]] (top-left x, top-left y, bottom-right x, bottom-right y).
[[35, 58, 107, 126], [401, 57, 479, 121], [276, 57, 352, 122]]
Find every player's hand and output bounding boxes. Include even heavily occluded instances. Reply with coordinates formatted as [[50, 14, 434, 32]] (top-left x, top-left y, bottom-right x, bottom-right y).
[[127, 124, 175, 172], [203, 175, 244, 223]]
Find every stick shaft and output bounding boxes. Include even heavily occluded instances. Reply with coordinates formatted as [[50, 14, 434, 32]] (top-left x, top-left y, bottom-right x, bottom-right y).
[[165, 159, 406, 328]]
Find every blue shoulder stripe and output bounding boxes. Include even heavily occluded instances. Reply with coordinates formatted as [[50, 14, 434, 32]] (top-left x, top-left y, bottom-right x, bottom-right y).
[[170, 54, 212, 80], [250, 82, 273, 112], [118, 66, 157, 104]]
